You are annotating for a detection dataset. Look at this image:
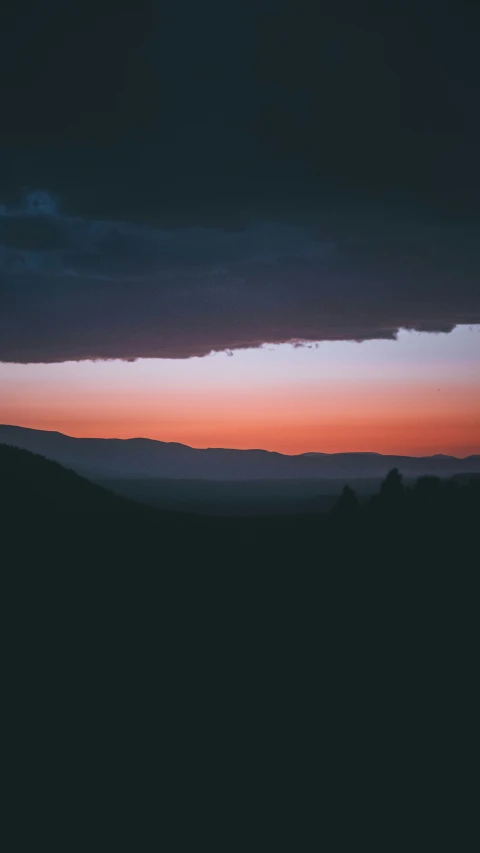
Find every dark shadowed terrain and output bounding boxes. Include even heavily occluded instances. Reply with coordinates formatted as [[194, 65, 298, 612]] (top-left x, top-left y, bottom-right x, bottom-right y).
[[2, 441, 478, 841]]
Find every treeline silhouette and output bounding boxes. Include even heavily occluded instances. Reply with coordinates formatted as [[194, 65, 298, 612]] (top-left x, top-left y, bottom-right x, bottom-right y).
[[330, 466, 479, 566], [332, 466, 480, 526]]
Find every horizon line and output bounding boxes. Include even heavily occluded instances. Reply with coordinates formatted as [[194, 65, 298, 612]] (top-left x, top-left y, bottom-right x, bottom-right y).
[[1, 423, 478, 461]]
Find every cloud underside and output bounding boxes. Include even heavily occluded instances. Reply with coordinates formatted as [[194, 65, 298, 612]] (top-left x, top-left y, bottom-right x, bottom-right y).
[[1, 203, 479, 362]]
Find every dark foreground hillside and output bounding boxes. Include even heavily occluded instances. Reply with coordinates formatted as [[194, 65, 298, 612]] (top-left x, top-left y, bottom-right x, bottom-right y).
[[0, 442, 157, 514], [1, 444, 478, 843]]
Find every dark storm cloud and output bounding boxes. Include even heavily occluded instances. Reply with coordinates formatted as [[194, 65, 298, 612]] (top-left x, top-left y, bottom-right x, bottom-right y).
[[0, 1, 479, 361], [0, 194, 478, 362]]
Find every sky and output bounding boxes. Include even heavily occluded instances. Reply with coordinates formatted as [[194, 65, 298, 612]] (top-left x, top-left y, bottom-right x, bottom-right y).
[[1, 326, 479, 456], [1, 1, 479, 456]]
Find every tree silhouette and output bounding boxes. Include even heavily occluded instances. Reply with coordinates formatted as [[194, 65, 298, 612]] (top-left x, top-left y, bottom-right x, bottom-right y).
[[333, 484, 360, 517], [379, 468, 404, 505]]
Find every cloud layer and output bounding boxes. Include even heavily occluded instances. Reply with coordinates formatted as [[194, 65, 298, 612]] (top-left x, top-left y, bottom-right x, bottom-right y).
[[1, 194, 479, 362], [1, 3, 479, 362]]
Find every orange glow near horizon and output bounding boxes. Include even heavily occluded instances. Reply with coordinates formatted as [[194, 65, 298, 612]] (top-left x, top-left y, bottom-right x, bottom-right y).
[[1, 326, 479, 457]]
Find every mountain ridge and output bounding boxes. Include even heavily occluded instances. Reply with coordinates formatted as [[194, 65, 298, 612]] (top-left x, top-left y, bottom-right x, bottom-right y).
[[2, 423, 478, 460], [1, 424, 479, 481]]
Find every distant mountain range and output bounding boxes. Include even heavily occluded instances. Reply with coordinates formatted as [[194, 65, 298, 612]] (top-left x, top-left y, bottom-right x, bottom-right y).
[[2, 424, 479, 481]]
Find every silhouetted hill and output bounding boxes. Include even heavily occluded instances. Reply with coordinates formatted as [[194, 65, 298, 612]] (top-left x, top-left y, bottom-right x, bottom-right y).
[[0, 442, 154, 514], [1, 424, 479, 481]]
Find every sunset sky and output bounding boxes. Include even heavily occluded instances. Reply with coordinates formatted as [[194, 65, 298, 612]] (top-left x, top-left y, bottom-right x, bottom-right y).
[[1, 325, 478, 456], [1, 2, 479, 459]]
